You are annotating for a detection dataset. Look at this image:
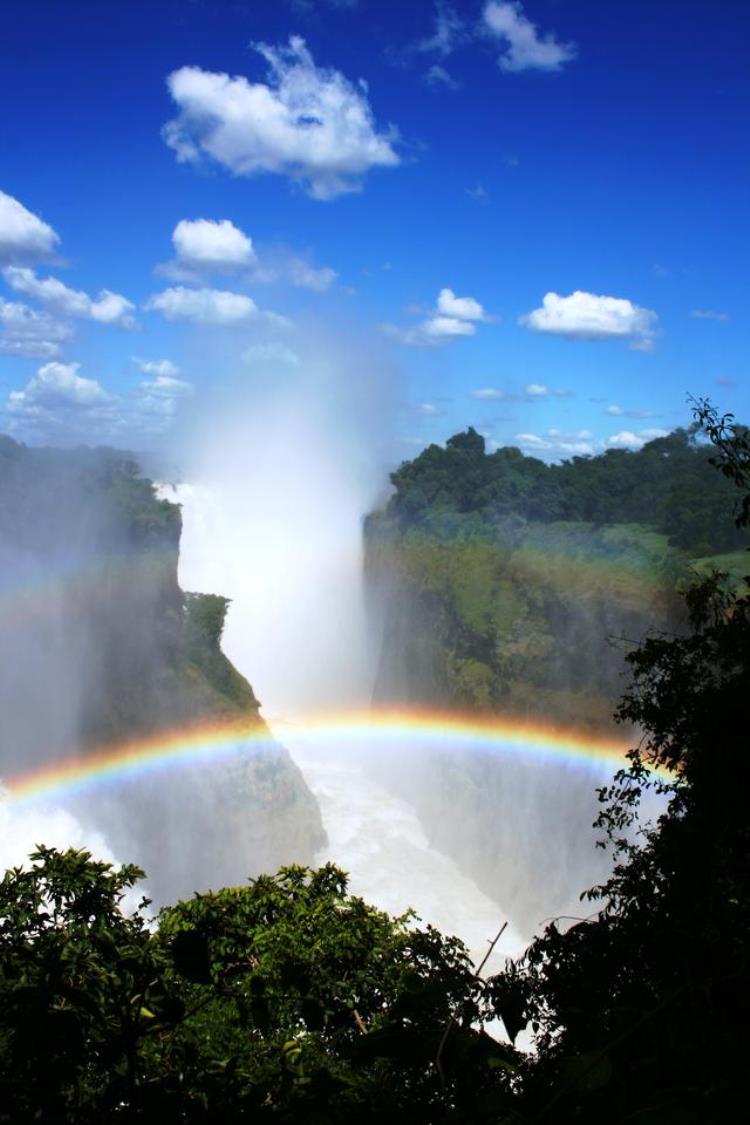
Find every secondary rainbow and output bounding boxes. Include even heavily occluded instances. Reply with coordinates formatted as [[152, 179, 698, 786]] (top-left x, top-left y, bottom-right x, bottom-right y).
[[2, 709, 647, 809]]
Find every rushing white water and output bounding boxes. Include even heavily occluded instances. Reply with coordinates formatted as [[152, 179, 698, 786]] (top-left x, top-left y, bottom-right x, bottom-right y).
[[168, 479, 526, 965]]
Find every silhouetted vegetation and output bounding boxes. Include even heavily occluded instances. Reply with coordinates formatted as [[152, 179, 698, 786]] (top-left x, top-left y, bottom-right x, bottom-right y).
[[0, 850, 522, 1123], [488, 401, 750, 1121]]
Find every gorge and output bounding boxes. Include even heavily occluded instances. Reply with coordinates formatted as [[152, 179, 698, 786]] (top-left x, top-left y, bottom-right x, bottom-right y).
[[1, 420, 745, 952]]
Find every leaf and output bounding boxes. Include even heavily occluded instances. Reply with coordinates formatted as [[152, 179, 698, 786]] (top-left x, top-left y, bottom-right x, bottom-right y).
[[562, 1050, 613, 1092], [170, 929, 212, 985]]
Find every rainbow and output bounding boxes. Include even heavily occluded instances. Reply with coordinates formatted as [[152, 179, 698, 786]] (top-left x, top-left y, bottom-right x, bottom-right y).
[[0, 710, 651, 810]]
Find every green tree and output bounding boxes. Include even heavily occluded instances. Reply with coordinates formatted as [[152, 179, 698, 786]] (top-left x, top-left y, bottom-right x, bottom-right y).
[[0, 853, 519, 1123], [488, 404, 750, 1123]]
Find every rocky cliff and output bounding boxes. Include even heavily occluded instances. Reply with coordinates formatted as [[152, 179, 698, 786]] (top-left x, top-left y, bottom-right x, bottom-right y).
[[0, 435, 324, 903]]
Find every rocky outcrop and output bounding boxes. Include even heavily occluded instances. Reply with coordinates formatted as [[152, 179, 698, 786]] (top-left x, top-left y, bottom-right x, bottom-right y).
[[0, 436, 324, 903]]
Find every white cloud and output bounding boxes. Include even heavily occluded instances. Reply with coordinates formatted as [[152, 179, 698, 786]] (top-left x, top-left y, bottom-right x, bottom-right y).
[[385, 286, 490, 346], [437, 287, 487, 321], [417, 401, 439, 415], [514, 428, 595, 457], [173, 218, 255, 269], [161, 218, 337, 291], [0, 190, 60, 265], [521, 290, 658, 348], [483, 1, 576, 72], [424, 315, 476, 338], [0, 297, 72, 359], [606, 404, 656, 419], [132, 357, 180, 378], [471, 387, 505, 400], [145, 286, 262, 325], [3, 266, 136, 328], [163, 38, 399, 200], [139, 373, 192, 396], [690, 308, 729, 321], [606, 430, 645, 450], [6, 362, 110, 421], [525, 383, 572, 398]]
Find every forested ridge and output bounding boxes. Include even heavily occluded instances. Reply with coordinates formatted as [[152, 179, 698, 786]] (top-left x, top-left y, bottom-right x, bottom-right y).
[[381, 423, 748, 555], [367, 422, 749, 725], [0, 406, 747, 1121]]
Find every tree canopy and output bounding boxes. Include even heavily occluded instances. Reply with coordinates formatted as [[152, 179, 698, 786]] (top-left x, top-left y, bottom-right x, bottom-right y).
[[384, 423, 749, 555]]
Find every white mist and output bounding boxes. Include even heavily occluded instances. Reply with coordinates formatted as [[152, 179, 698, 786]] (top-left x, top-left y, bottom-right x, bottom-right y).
[[171, 342, 525, 965]]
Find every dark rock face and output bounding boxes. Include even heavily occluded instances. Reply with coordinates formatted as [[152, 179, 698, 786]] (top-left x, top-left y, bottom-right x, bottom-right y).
[[0, 435, 325, 903]]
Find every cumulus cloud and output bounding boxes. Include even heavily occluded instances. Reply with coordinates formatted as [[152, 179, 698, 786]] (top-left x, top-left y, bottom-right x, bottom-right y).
[[511, 425, 670, 459], [0, 297, 72, 359], [606, 430, 646, 450], [2, 359, 196, 444], [515, 428, 595, 457], [173, 218, 255, 270], [163, 38, 399, 200], [3, 266, 136, 328], [144, 286, 263, 325], [161, 217, 337, 292], [437, 287, 487, 321], [384, 286, 490, 346], [0, 190, 60, 265], [520, 290, 658, 348], [483, 1, 576, 72], [5, 362, 110, 423], [423, 316, 476, 338], [606, 428, 668, 450]]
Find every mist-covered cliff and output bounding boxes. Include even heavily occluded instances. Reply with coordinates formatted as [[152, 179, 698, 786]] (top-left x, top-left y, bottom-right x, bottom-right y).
[[365, 426, 748, 929], [0, 435, 324, 903]]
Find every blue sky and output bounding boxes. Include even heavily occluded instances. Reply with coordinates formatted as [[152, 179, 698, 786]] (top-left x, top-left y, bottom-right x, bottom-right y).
[[0, 0, 747, 460]]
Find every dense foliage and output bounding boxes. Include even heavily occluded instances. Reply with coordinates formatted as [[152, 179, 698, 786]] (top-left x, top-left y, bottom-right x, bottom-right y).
[[0, 851, 521, 1123], [385, 425, 748, 555], [368, 423, 749, 727], [490, 403, 750, 1121]]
